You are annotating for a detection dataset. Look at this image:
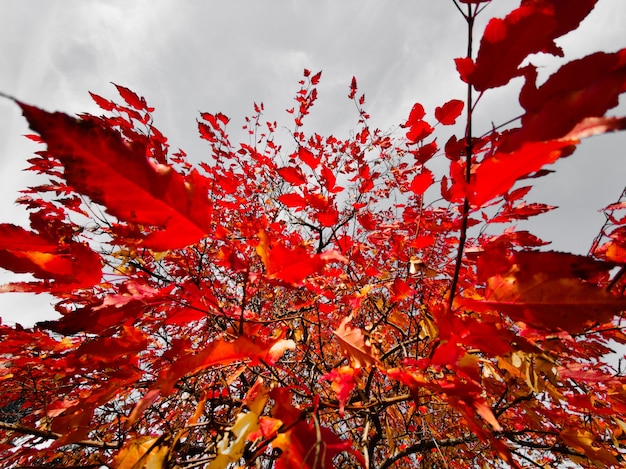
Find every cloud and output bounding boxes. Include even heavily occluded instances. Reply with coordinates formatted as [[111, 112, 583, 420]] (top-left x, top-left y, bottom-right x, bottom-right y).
[[0, 0, 625, 325]]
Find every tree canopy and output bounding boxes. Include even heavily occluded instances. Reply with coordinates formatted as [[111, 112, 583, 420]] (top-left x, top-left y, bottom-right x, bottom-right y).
[[2, 1, 626, 468]]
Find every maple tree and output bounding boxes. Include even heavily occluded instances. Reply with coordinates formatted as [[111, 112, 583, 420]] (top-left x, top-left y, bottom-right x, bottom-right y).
[[2, 1, 626, 468]]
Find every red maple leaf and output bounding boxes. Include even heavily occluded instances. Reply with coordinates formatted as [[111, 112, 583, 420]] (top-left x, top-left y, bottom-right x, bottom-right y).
[[17, 102, 213, 250]]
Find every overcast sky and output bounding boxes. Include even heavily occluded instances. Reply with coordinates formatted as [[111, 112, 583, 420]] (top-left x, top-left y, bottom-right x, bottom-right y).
[[1, 0, 625, 326]]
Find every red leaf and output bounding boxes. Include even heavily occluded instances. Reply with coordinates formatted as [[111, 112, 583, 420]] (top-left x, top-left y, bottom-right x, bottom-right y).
[[348, 76, 358, 99], [0, 224, 101, 293], [320, 165, 343, 193], [320, 366, 360, 416], [357, 211, 377, 230], [316, 206, 339, 227], [435, 99, 464, 125], [461, 250, 626, 332], [459, 1, 597, 91], [278, 192, 307, 210], [274, 419, 360, 469], [503, 50, 626, 149], [409, 168, 434, 196], [412, 140, 438, 164], [406, 120, 434, 144], [391, 277, 412, 302], [39, 282, 168, 334], [256, 230, 346, 285], [404, 103, 426, 127], [277, 166, 307, 186], [17, 102, 213, 250], [468, 140, 575, 208], [156, 335, 295, 395], [296, 147, 320, 170], [563, 116, 626, 140], [311, 70, 322, 85], [89, 92, 115, 111], [491, 202, 556, 223], [113, 84, 146, 111], [388, 367, 502, 434], [200, 111, 230, 130], [71, 325, 148, 367]]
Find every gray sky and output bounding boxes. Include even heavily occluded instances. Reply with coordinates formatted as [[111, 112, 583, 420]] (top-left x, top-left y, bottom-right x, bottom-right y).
[[1, 0, 625, 326]]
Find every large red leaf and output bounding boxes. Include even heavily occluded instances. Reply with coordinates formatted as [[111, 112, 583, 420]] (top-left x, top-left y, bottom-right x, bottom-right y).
[[502, 50, 626, 149], [155, 335, 295, 395], [273, 419, 359, 469], [0, 223, 101, 293], [278, 192, 307, 210], [269, 388, 364, 469], [456, 0, 597, 91], [17, 102, 213, 250], [68, 325, 148, 368], [461, 250, 626, 332], [410, 168, 435, 196], [468, 139, 576, 208], [388, 367, 502, 433], [39, 282, 168, 334]]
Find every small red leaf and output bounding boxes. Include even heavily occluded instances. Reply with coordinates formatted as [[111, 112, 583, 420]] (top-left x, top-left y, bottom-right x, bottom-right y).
[[406, 120, 434, 144], [277, 166, 307, 186], [435, 99, 464, 125], [113, 84, 146, 110], [348, 76, 358, 99], [278, 193, 307, 210], [409, 168, 434, 196], [311, 70, 322, 85], [296, 147, 320, 170], [316, 207, 339, 227], [404, 103, 426, 127], [89, 92, 115, 111], [256, 230, 346, 285]]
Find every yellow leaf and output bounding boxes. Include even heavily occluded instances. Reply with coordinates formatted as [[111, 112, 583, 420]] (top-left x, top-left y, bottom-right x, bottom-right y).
[[112, 436, 169, 469], [208, 380, 269, 469]]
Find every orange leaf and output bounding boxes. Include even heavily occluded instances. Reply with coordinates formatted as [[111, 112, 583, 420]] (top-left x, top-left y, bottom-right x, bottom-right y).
[[112, 435, 169, 469], [333, 315, 381, 369]]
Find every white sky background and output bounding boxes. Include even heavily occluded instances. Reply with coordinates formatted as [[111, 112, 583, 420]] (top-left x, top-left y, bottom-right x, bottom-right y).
[[0, 0, 625, 327]]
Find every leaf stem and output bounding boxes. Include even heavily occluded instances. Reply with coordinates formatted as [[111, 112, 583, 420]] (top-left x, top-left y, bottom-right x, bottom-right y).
[[448, 3, 475, 310]]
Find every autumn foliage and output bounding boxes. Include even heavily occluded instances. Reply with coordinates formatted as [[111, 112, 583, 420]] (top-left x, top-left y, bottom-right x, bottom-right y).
[[3, 1, 626, 468]]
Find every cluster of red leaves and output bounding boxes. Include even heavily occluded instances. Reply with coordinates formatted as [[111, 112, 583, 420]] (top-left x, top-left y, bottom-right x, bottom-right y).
[[1, 1, 626, 468]]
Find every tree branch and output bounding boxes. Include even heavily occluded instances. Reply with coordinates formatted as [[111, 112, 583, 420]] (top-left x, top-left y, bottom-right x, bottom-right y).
[[0, 420, 119, 450]]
